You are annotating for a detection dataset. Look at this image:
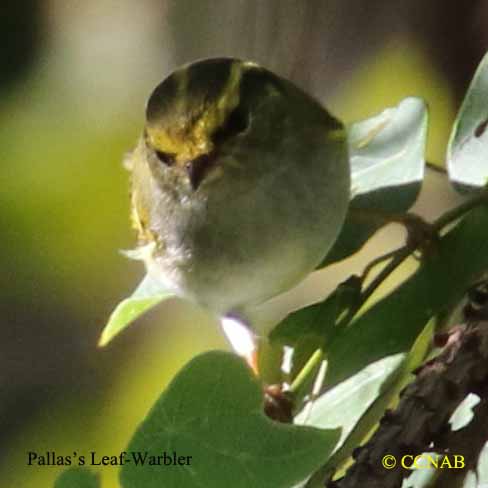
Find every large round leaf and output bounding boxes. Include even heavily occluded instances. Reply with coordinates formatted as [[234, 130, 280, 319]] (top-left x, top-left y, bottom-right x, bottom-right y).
[[54, 468, 100, 488], [121, 351, 340, 488]]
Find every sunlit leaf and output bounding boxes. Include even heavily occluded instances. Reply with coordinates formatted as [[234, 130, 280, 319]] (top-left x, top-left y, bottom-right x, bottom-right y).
[[449, 393, 480, 431], [461, 471, 479, 488], [121, 351, 340, 488], [54, 468, 100, 488], [296, 354, 404, 445], [476, 442, 488, 485], [401, 464, 438, 488], [448, 51, 488, 192], [321, 97, 427, 266], [298, 354, 404, 488], [98, 274, 174, 347]]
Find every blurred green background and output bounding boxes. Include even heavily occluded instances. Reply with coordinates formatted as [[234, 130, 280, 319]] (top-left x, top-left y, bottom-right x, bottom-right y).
[[2, 1, 487, 486]]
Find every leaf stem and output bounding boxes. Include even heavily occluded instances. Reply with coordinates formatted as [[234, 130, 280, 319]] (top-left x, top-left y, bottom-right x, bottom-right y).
[[360, 248, 404, 290], [289, 348, 324, 395]]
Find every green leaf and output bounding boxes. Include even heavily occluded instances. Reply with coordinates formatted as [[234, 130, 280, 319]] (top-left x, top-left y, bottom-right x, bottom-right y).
[[98, 274, 174, 347], [121, 351, 340, 488], [321, 97, 427, 266], [448, 51, 488, 192], [325, 207, 488, 388], [54, 468, 100, 488]]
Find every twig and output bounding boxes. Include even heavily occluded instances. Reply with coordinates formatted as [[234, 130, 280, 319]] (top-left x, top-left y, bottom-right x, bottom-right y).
[[337, 247, 411, 327], [361, 248, 402, 284]]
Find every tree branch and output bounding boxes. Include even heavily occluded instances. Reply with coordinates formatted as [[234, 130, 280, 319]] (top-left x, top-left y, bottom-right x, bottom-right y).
[[329, 319, 488, 488]]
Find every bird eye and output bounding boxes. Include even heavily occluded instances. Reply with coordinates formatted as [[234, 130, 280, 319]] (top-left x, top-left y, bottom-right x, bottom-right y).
[[155, 150, 176, 166], [212, 105, 249, 146]]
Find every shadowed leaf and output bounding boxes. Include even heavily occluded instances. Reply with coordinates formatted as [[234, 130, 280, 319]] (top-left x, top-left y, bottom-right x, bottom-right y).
[[54, 468, 100, 488]]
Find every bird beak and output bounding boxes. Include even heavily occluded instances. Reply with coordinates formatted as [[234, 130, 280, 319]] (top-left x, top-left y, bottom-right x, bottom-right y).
[[186, 153, 215, 190]]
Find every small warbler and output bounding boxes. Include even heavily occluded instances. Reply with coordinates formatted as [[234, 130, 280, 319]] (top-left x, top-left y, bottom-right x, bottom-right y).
[[126, 58, 350, 345]]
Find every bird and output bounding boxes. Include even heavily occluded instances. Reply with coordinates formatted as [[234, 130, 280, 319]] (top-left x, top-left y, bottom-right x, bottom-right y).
[[120, 57, 350, 365]]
